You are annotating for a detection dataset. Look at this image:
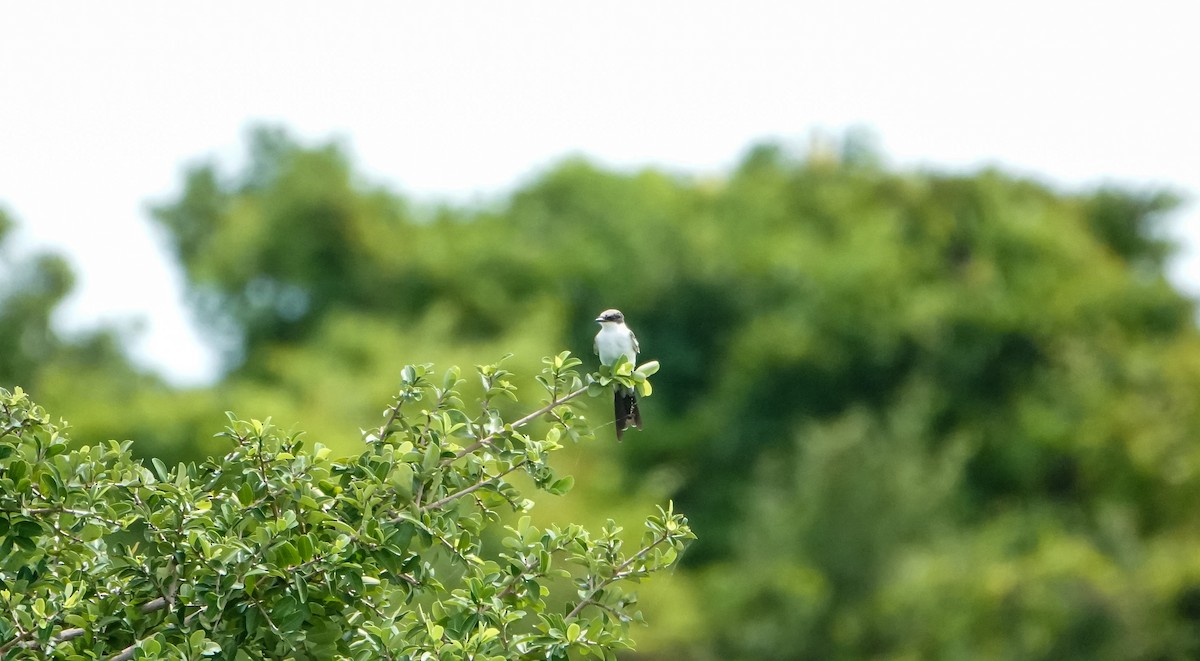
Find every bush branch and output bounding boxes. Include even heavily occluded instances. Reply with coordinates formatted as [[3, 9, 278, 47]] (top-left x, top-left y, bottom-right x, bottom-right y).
[[566, 531, 671, 620], [0, 593, 175, 656], [448, 385, 588, 463], [418, 460, 528, 513]]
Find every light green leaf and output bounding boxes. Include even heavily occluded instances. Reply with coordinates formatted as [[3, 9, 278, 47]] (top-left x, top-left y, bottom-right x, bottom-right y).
[[635, 360, 659, 377], [80, 523, 105, 542]]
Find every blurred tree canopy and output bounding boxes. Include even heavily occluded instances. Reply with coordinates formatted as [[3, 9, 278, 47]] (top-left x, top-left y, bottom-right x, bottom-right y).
[[5, 126, 1200, 659], [0, 208, 163, 422]]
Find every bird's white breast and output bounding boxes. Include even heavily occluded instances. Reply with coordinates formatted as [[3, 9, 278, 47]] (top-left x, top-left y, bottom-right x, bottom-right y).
[[596, 324, 636, 366]]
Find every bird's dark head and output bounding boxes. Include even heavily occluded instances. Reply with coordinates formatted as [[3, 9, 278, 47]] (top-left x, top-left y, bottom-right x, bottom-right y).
[[596, 309, 625, 324]]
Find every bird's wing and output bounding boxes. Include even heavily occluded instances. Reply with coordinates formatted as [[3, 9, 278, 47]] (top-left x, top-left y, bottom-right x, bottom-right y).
[[630, 329, 640, 354]]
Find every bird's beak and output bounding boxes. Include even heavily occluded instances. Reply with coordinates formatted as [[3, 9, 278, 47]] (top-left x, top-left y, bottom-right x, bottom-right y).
[[595, 317, 605, 323]]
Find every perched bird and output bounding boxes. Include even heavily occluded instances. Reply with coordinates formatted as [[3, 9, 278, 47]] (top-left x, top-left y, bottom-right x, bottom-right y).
[[594, 308, 643, 441]]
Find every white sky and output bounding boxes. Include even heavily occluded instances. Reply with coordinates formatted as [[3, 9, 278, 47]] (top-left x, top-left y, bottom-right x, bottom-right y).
[[2, 1, 1198, 385]]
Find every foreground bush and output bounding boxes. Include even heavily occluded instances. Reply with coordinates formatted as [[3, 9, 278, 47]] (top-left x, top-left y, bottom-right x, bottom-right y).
[[0, 352, 689, 659]]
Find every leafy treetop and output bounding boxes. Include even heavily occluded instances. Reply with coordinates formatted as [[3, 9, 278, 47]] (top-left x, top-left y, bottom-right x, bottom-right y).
[[0, 352, 688, 660]]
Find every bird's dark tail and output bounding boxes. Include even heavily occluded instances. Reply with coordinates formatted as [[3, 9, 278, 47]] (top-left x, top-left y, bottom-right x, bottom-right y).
[[614, 386, 643, 442]]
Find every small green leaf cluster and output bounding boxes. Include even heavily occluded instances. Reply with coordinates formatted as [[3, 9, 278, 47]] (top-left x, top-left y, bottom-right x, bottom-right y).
[[587, 358, 659, 398], [0, 353, 692, 659]]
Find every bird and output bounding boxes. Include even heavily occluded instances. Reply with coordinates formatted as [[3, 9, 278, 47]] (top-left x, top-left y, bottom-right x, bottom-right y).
[[594, 308, 643, 441]]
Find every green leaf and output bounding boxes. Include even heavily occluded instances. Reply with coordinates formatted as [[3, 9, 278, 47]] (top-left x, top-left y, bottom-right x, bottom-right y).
[[444, 366, 461, 390], [294, 574, 309, 603], [8, 459, 27, 481], [391, 462, 415, 500], [422, 442, 441, 472], [296, 533, 315, 562], [14, 520, 42, 539], [141, 638, 162, 656], [636, 380, 652, 397], [80, 523, 105, 542], [238, 481, 254, 506], [276, 541, 302, 566], [549, 476, 575, 495], [326, 519, 358, 536]]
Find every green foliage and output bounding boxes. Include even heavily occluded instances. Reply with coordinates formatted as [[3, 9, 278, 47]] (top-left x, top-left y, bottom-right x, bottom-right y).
[[0, 354, 692, 659], [0, 244, 75, 386], [8, 125, 1200, 659], [2, 263, 160, 443]]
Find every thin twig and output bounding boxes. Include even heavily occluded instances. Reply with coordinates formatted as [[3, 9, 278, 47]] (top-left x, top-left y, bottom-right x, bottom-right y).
[[376, 399, 406, 444], [447, 386, 588, 463], [1, 592, 178, 656], [109, 642, 139, 661], [418, 460, 528, 513], [107, 606, 205, 661], [565, 532, 671, 620]]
